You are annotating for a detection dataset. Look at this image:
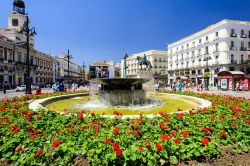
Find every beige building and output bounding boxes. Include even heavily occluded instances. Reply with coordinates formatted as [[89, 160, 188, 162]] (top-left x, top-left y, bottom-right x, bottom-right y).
[[56, 54, 82, 82], [122, 50, 168, 82]]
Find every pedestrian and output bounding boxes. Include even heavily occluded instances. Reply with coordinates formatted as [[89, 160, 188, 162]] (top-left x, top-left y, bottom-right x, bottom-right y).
[[239, 80, 244, 91], [36, 85, 41, 95], [236, 81, 239, 92], [72, 82, 76, 92], [171, 82, 176, 91], [59, 82, 64, 92], [52, 82, 59, 92], [3, 81, 7, 94], [178, 81, 183, 91]]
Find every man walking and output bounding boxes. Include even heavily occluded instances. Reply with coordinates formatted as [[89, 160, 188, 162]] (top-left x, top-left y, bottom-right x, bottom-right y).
[[3, 81, 7, 94]]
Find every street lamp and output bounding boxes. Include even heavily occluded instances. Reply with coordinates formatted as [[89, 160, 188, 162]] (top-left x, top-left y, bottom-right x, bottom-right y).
[[67, 49, 73, 81], [123, 54, 128, 78], [20, 15, 37, 94], [203, 56, 212, 90]]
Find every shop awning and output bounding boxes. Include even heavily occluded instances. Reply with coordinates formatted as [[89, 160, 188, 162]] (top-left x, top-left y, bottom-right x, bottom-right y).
[[218, 70, 245, 78]]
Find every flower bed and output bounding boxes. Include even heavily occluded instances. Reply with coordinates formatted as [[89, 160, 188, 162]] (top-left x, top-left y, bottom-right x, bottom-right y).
[[0, 91, 249, 165]]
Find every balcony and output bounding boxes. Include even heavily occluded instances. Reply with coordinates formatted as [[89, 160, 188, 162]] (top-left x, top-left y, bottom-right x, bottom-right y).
[[230, 60, 238, 64], [240, 47, 247, 51], [8, 59, 13, 63], [0, 58, 4, 62], [241, 34, 247, 38], [230, 33, 237, 37], [230, 46, 237, 51]]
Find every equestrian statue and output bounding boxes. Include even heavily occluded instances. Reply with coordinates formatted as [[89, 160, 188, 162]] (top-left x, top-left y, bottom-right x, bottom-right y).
[[137, 54, 152, 70]]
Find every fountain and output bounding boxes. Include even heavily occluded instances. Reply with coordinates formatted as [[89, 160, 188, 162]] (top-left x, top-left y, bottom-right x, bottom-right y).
[[98, 78, 152, 106]]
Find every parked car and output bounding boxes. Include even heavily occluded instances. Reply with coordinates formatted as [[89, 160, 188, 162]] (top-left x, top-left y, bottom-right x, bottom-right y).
[[15, 85, 37, 92]]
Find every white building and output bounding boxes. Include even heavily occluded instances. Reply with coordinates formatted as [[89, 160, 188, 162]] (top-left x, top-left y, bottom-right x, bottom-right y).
[[122, 50, 168, 82], [168, 19, 250, 86]]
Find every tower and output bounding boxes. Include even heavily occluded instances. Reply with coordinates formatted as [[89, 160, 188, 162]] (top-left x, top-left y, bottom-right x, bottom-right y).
[[8, 0, 27, 32], [13, 0, 25, 15]]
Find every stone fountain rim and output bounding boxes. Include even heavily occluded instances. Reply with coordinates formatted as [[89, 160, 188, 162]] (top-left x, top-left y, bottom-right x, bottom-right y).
[[29, 92, 212, 119]]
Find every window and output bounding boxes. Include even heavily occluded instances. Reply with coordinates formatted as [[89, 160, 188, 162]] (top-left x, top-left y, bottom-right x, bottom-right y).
[[231, 29, 235, 34], [241, 41, 244, 47], [248, 42, 250, 48], [215, 43, 219, 51], [205, 46, 209, 54], [231, 41, 234, 47], [0, 48, 3, 59], [231, 54, 234, 62], [241, 55, 244, 63], [199, 39, 201, 43], [12, 19, 18, 26], [215, 32, 219, 37], [241, 30, 244, 35], [206, 36, 208, 41]]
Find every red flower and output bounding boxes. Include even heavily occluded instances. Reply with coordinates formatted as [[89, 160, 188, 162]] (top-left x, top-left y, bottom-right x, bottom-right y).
[[135, 125, 140, 130], [181, 130, 189, 138], [103, 138, 112, 143], [130, 119, 136, 125], [21, 110, 28, 115], [146, 140, 151, 147], [166, 118, 171, 123], [8, 121, 12, 124], [27, 125, 33, 131], [36, 115, 41, 120], [174, 125, 179, 130], [210, 118, 215, 123], [232, 123, 237, 128], [115, 148, 123, 157], [159, 121, 168, 130], [212, 102, 216, 108], [138, 145, 143, 152], [174, 138, 181, 144], [155, 144, 163, 151], [34, 149, 44, 157], [79, 113, 84, 119], [56, 129, 60, 133], [41, 132, 46, 136], [112, 142, 119, 150], [170, 130, 175, 136], [201, 137, 210, 145], [52, 139, 60, 148], [30, 135, 36, 140], [24, 117, 31, 121], [219, 130, 227, 137], [113, 127, 119, 134], [34, 130, 39, 135], [12, 124, 18, 129], [161, 134, 170, 141]]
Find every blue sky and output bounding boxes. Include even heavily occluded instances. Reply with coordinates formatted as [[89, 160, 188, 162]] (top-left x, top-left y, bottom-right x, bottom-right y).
[[1, 0, 250, 66]]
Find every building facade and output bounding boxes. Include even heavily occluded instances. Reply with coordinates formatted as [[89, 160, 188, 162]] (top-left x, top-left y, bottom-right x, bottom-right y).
[[0, 0, 56, 89], [168, 19, 250, 86], [56, 54, 82, 82], [122, 50, 168, 82]]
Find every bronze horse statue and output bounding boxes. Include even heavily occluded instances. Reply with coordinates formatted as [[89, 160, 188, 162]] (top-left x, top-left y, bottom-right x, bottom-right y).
[[137, 55, 152, 70]]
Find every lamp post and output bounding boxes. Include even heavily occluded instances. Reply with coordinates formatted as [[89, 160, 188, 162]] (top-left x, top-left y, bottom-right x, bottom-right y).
[[67, 49, 73, 81], [123, 54, 128, 78], [203, 56, 212, 91], [20, 15, 37, 94]]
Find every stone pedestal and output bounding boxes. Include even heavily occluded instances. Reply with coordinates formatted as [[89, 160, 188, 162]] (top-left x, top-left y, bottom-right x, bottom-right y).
[[137, 70, 154, 91]]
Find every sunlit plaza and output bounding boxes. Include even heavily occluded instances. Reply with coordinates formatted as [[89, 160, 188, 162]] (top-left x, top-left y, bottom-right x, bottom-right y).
[[0, 0, 250, 166]]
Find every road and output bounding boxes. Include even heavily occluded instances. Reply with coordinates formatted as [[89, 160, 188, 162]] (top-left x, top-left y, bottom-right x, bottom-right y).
[[0, 87, 249, 99]]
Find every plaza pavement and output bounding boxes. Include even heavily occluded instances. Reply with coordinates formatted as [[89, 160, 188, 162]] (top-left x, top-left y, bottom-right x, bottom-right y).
[[0, 86, 249, 99]]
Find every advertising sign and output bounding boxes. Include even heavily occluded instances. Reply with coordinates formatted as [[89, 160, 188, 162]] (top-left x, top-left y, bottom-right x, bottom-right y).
[[228, 79, 233, 90], [220, 79, 228, 90], [244, 79, 249, 91]]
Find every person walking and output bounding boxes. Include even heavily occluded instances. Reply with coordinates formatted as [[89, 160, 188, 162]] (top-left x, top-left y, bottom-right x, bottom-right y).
[[3, 81, 7, 94], [178, 81, 183, 91], [171, 82, 177, 91], [52, 82, 59, 92]]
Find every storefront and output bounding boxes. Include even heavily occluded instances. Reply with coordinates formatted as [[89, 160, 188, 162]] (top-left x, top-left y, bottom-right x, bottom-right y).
[[217, 71, 249, 91]]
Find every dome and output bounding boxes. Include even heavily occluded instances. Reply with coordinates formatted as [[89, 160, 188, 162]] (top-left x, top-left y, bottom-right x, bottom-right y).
[[13, 0, 25, 8]]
